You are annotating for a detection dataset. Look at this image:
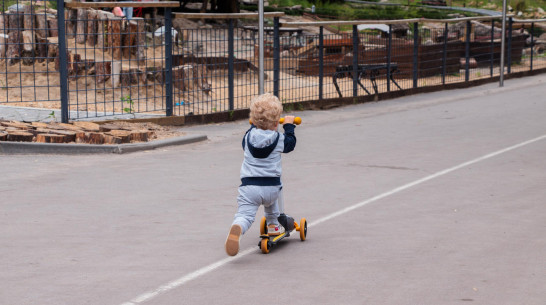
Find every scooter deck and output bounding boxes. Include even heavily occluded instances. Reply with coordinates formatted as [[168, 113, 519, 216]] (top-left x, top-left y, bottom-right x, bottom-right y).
[[260, 230, 291, 245]]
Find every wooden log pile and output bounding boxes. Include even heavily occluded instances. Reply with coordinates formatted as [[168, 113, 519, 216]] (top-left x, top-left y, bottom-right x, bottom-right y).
[[0, 120, 163, 145], [0, 5, 147, 65]]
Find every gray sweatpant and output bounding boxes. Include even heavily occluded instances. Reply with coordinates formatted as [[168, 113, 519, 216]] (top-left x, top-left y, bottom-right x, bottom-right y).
[[232, 185, 282, 234]]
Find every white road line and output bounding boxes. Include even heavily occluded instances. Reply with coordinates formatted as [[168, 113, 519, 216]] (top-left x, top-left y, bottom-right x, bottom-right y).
[[120, 133, 546, 305]]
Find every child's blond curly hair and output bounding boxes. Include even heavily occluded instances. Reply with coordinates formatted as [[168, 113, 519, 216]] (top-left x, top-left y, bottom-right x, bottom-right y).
[[249, 93, 283, 130]]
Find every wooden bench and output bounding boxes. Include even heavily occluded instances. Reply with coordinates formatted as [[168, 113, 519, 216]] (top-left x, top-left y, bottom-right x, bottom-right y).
[[332, 64, 402, 98]]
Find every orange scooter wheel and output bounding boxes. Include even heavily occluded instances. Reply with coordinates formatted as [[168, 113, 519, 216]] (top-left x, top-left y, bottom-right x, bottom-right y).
[[260, 239, 270, 254], [299, 218, 307, 241], [260, 217, 267, 235]]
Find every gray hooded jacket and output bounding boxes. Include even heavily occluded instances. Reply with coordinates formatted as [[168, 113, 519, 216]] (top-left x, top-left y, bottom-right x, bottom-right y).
[[240, 124, 296, 186]]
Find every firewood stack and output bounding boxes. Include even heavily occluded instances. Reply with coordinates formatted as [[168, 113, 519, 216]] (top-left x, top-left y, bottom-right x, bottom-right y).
[[0, 120, 162, 144]]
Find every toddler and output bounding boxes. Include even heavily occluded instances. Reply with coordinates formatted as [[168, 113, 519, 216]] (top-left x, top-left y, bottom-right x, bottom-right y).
[[225, 93, 297, 256]]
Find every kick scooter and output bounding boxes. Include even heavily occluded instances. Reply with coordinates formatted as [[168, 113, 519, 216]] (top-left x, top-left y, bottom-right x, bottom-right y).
[[257, 116, 307, 254]]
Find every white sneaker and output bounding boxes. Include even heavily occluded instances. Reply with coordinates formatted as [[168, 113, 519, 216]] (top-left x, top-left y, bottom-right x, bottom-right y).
[[267, 224, 285, 236], [225, 224, 242, 256]]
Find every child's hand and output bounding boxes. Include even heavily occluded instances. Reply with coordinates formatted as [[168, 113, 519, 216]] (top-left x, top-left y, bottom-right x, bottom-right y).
[[283, 116, 295, 125]]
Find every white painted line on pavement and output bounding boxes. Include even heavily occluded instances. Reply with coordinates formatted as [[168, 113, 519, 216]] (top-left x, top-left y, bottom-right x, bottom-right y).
[[120, 133, 546, 305]]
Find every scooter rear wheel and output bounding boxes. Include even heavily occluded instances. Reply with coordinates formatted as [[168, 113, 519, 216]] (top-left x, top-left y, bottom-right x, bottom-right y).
[[260, 238, 271, 254], [300, 218, 307, 241]]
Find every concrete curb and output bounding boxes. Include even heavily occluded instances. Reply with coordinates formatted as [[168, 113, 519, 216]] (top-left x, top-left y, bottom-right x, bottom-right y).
[[0, 134, 207, 155]]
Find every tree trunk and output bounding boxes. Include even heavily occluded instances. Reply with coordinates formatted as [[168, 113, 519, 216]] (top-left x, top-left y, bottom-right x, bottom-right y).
[[24, 5, 35, 31], [35, 12, 48, 39], [65, 9, 77, 39], [133, 17, 146, 64], [87, 9, 97, 47], [130, 130, 148, 142], [76, 9, 87, 44], [111, 61, 122, 87], [108, 16, 123, 60], [96, 11, 107, 50], [7, 12, 24, 65], [95, 61, 112, 84], [47, 17, 58, 37], [123, 20, 138, 59]]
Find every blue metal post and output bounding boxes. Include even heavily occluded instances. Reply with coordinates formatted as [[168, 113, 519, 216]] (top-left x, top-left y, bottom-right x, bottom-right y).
[[413, 22, 418, 88], [273, 17, 280, 98], [442, 23, 448, 85], [164, 8, 173, 116], [228, 19, 234, 110], [319, 26, 324, 101], [352, 25, 358, 97], [507, 17, 512, 73], [530, 23, 534, 71], [387, 24, 392, 92], [57, 0, 69, 123], [465, 20, 470, 82]]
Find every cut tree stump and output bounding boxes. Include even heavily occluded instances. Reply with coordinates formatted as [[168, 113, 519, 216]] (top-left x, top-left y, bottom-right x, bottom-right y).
[[0, 132, 7, 141], [130, 130, 148, 142], [72, 121, 100, 132], [7, 132, 34, 142], [86, 132, 105, 144], [103, 134, 122, 144], [108, 130, 131, 143], [48, 130, 77, 142], [36, 133, 66, 143]]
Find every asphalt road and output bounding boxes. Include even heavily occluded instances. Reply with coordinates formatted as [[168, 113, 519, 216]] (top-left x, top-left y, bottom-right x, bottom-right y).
[[1, 75, 545, 305]]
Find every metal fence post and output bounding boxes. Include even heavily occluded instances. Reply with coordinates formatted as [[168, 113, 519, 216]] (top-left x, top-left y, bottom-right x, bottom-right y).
[[228, 19, 234, 110], [164, 7, 173, 116], [57, 0, 69, 123], [507, 17, 513, 74], [465, 20, 471, 82], [442, 23, 448, 85], [490, 20, 494, 77], [387, 24, 392, 92], [413, 22, 418, 89], [273, 17, 280, 98], [530, 22, 534, 71], [352, 25, 358, 98], [319, 26, 324, 101]]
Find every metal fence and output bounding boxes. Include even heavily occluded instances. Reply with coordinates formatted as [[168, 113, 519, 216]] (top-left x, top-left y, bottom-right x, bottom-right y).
[[0, 2, 545, 123]]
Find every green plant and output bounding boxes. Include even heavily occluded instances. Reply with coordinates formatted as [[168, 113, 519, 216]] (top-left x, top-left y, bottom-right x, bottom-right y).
[[48, 111, 57, 122], [228, 110, 234, 120], [0, 80, 6, 90], [121, 95, 135, 118]]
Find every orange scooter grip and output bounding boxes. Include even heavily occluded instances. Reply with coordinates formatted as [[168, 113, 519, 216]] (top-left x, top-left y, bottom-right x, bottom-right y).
[[279, 117, 302, 125], [249, 117, 302, 125]]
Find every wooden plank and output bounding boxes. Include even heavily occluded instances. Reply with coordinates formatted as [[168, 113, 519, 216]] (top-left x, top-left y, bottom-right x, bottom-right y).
[[65, 2, 180, 9], [174, 12, 284, 19]]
